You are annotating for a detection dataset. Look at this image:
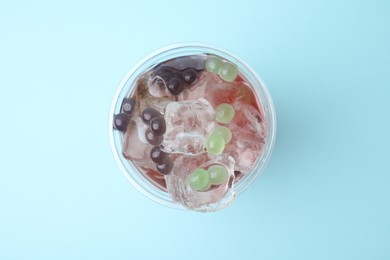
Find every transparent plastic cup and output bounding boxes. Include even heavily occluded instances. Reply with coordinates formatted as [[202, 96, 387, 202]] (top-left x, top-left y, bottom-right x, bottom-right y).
[[109, 43, 276, 210]]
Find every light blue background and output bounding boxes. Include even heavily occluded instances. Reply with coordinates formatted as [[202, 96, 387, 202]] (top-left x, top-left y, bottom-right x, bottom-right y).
[[1, 0, 389, 259]]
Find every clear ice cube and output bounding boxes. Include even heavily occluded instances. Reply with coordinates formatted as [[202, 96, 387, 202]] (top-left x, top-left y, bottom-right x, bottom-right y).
[[165, 153, 236, 212], [162, 98, 216, 155], [133, 75, 174, 114], [159, 55, 206, 71], [138, 96, 172, 115], [147, 76, 172, 98], [122, 117, 152, 163], [225, 102, 266, 173], [180, 71, 258, 107]]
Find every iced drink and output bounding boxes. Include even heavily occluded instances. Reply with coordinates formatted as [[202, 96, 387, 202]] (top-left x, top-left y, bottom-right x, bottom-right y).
[[111, 47, 275, 212]]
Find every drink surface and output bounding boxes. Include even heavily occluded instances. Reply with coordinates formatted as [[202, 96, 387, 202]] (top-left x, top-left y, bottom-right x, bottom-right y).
[[113, 54, 266, 212]]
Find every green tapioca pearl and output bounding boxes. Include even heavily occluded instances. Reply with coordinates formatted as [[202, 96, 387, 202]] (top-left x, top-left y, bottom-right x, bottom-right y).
[[205, 56, 223, 74], [189, 168, 211, 191], [208, 165, 229, 185], [205, 133, 225, 155], [215, 103, 235, 124], [218, 62, 238, 82], [212, 125, 232, 144]]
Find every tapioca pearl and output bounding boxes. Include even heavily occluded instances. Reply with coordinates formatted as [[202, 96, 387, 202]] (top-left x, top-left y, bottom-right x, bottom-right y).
[[150, 146, 169, 164], [207, 165, 228, 185], [234, 171, 242, 178], [150, 117, 166, 136], [189, 168, 211, 191], [156, 157, 174, 175], [212, 125, 232, 144], [215, 103, 235, 124], [121, 98, 136, 115], [218, 62, 238, 82], [205, 133, 225, 155], [182, 69, 198, 84], [145, 128, 164, 145], [170, 57, 193, 70], [155, 66, 175, 78], [205, 56, 223, 74], [166, 77, 185, 96], [141, 107, 162, 124], [113, 113, 130, 132]]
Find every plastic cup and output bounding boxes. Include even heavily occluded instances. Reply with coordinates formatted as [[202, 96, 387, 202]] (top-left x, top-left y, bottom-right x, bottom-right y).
[[109, 43, 276, 210]]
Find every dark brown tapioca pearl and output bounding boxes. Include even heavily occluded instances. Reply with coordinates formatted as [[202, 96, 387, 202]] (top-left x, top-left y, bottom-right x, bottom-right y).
[[155, 65, 174, 74], [168, 56, 195, 70], [156, 157, 174, 175], [150, 146, 169, 164], [155, 66, 175, 80], [182, 69, 198, 85], [166, 76, 185, 96], [150, 117, 166, 136], [113, 113, 130, 132], [141, 107, 162, 124], [163, 56, 206, 71], [145, 128, 163, 145], [121, 98, 136, 115]]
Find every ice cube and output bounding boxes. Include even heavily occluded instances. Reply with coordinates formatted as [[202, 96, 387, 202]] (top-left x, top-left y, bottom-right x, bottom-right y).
[[158, 55, 206, 71], [162, 132, 205, 154], [162, 98, 216, 154], [134, 76, 149, 101], [122, 117, 152, 162], [225, 102, 266, 173], [147, 76, 172, 98], [121, 115, 167, 189], [178, 71, 221, 103], [138, 96, 172, 115], [133, 74, 174, 114], [180, 71, 258, 107], [165, 153, 236, 212]]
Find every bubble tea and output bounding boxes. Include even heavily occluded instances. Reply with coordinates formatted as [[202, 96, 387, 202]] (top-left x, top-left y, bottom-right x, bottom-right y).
[[110, 45, 276, 212]]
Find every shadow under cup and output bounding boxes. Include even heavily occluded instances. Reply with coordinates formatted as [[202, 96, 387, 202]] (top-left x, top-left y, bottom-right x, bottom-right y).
[[109, 43, 276, 210]]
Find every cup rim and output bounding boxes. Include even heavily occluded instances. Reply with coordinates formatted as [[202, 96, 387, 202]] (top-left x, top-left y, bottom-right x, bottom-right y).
[[109, 42, 277, 210]]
